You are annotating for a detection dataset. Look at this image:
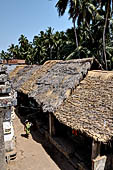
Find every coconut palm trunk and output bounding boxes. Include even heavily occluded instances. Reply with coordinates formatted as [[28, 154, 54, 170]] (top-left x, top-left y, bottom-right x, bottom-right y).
[[0, 110, 6, 170], [73, 18, 79, 48], [103, 0, 110, 70]]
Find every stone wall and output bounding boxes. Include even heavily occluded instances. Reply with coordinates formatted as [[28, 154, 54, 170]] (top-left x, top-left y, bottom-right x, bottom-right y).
[[0, 65, 17, 169], [0, 109, 6, 170]]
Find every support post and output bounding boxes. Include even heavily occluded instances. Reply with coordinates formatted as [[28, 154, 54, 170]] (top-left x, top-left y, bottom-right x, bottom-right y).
[[49, 113, 55, 136], [92, 156, 107, 170], [92, 140, 101, 160]]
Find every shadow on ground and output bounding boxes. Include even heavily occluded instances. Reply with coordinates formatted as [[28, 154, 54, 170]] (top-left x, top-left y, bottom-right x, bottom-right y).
[[15, 107, 75, 170]]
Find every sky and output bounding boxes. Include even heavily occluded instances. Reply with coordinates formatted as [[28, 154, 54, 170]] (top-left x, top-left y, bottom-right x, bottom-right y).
[[0, 0, 72, 52]]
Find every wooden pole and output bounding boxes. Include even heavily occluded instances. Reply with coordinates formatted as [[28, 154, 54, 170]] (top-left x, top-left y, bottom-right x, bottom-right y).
[[92, 156, 107, 170], [49, 113, 55, 137], [92, 140, 101, 160]]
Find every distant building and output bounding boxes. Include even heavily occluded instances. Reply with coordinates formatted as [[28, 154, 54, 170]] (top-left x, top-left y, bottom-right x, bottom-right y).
[[2, 59, 25, 65], [2, 59, 26, 73]]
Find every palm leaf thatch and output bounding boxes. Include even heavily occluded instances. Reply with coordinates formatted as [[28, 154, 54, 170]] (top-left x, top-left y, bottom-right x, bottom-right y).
[[11, 58, 111, 143], [10, 65, 40, 91], [55, 70, 113, 143], [10, 58, 95, 113]]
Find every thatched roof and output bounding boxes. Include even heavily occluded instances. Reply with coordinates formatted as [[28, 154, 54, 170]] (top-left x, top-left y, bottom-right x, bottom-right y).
[[10, 58, 113, 143], [55, 70, 113, 143], [10, 65, 40, 91], [10, 58, 96, 112]]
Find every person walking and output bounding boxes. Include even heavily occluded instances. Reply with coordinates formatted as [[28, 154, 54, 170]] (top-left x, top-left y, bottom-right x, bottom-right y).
[[24, 120, 32, 138]]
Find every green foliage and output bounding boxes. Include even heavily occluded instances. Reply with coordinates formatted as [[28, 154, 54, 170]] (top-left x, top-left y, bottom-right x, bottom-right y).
[[0, 28, 75, 65], [55, 0, 113, 70], [0, 0, 113, 70]]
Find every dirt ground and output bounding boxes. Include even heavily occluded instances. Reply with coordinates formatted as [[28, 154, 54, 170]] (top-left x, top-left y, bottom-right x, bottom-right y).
[[7, 114, 75, 170]]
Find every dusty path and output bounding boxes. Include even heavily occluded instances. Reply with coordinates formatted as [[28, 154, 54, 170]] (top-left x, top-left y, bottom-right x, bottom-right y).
[[7, 114, 60, 170], [7, 114, 75, 170]]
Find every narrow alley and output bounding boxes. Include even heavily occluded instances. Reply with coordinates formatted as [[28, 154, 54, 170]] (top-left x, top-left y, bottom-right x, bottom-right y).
[[7, 112, 75, 170]]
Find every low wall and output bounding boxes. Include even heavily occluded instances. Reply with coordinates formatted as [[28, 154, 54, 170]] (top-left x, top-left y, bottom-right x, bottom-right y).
[[0, 110, 6, 170]]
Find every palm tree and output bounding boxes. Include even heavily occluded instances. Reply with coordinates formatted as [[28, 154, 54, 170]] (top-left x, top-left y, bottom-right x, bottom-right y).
[[0, 50, 6, 59], [33, 32, 47, 64], [55, 0, 113, 69], [55, 0, 100, 56], [102, 0, 111, 70], [8, 44, 17, 59], [18, 35, 31, 60], [18, 34, 29, 47], [0, 50, 10, 62], [56, 0, 79, 48]]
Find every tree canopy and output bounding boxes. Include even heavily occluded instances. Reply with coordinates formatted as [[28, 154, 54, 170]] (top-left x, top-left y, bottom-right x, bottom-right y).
[[0, 27, 77, 65], [0, 0, 113, 70], [56, 0, 113, 70]]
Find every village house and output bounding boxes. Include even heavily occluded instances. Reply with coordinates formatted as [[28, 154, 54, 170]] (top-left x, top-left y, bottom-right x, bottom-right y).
[[2, 59, 25, 65], [10, 58, 113, 170]]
